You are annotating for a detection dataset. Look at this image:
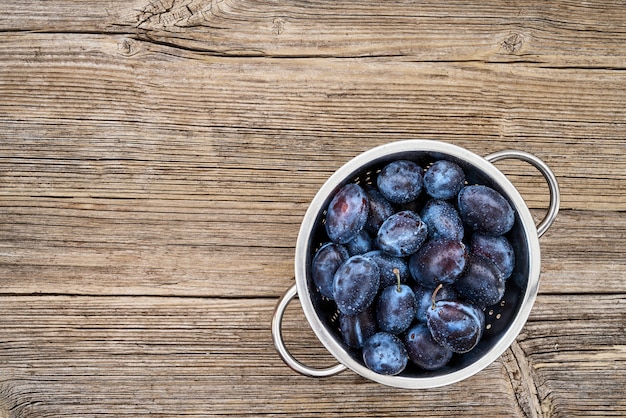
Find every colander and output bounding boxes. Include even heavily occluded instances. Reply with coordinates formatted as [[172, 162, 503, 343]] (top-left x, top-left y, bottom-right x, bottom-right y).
[[272, 140, 559, 388]]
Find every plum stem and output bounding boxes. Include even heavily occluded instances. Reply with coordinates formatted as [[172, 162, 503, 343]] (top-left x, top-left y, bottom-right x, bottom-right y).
[[431, 283, 443, 310], [393, 268, 401, 292]]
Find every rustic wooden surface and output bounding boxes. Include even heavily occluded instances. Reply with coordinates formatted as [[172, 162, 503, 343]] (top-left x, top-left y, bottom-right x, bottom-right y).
[[1, 1, 625, 416]]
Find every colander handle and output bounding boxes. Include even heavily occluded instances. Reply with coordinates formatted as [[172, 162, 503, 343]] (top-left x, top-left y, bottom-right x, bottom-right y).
[[485, 150, 560, 238], [272, 283, 347, 377]]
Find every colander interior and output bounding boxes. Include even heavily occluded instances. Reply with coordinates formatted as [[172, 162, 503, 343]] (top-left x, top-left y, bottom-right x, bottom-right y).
[[303, 148, 532, 380]]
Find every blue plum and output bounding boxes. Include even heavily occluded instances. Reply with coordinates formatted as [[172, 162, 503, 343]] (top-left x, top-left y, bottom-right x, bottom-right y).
[[377, 160, 423, 204], [458, 185, 514, 236], [420, 199, 464, 241], [333, 255, 380, 315], [424, 160, 466, 200], [364, 188, 395, 235], [405, 322, 453, 371], [377, 210, 428, 257], [362, 332, 408, 375], [325, 183, 369, 244], [345, 229, 374, 256], [470, 233, 515, 279], [427, 299, 485, 353], [376, 278, 416, 334], [311, 242, 349, 299], [455, 255, 505, 308], [409, 239, 467, 288], [339, 307, 378, 349]]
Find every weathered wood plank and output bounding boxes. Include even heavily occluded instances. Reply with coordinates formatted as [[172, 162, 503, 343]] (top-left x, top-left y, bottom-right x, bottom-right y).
[[1, 0, 626, 67], [0, 295, 622, 416], [0, 203, 624, 297], [1, 35, 625, 211], [0, 296, 522, 416]]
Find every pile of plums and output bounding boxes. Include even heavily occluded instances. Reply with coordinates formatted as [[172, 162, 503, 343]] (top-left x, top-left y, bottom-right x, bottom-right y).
[[311, 159, 516, 375]]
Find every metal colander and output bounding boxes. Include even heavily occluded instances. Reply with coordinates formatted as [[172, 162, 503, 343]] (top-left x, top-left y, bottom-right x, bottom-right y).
[[273, 140, 559, 388]]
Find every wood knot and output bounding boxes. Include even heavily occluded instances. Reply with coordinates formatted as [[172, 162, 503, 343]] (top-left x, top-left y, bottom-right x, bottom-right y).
[[272, 18, 285, 35], [501, 33, 524, 54], [118, 38, 139, 56]]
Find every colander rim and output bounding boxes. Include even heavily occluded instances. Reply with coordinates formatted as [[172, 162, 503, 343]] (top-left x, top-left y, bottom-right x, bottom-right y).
[[294, 139, 541, 389]]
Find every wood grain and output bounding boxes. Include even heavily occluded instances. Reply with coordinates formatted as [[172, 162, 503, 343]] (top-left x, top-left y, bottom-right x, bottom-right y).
[[0, 295, 622, 416], [1, 0, 625, 416], [2, 1, 626, 66]]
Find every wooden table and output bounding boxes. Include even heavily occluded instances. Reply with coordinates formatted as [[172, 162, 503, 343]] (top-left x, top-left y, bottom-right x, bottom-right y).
[[1, 1, 625, 416]]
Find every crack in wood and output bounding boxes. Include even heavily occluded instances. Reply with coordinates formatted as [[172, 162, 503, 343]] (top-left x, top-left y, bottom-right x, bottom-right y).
[[502, 341, 546, 417], [135, 0, 221, 31]]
